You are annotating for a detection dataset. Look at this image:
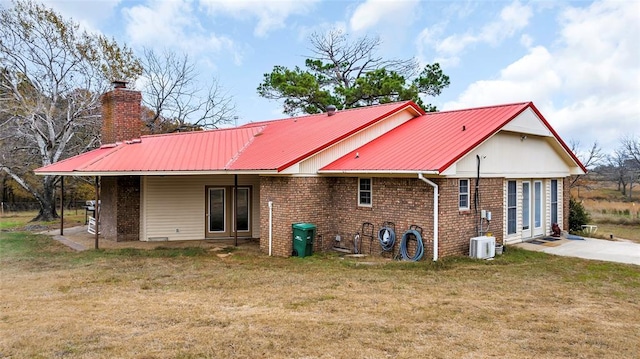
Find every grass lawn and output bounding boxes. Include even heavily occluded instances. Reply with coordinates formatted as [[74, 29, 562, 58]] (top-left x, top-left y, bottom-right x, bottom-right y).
[[1, 230, 639, 358]]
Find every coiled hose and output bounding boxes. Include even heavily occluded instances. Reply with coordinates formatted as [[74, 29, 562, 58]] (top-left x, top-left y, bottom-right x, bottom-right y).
[[378, 227, 396, 252], [400, 229, 424, 261]]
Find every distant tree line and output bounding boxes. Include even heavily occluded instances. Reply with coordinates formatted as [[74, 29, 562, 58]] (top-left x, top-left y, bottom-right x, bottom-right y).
[[571, 135, 640, 201]]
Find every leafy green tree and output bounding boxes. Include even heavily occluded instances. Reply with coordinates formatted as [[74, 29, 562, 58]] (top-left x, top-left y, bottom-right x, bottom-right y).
[[257, 29, 450, 115], [569, 196, 590, 233], [0, 0, 142, 221]]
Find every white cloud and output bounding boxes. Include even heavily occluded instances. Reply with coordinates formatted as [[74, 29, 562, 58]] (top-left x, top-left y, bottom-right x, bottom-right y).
[[349, 0, 420, 32], [445, 46, 560, 109], [200, 0, 318, 37], [123, 0, 242, 64], [419, 0, 533, 66], [445, 0, 640, 152]]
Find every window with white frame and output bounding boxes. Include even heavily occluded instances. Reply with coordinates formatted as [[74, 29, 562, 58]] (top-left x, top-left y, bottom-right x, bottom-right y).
[[507, 180, 517, 235], [551, 179, 558, 224], [459, 179, 470, 210], [358, 178, 372, 206]]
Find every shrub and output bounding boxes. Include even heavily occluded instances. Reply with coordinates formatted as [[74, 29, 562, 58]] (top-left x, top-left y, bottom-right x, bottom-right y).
[[569, 196, 590, 232]]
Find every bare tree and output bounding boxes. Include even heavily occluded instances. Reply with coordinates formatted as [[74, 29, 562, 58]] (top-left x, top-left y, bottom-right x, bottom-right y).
[[620, 134, 640, 199], [607, 148, 632, 196], [568, 140, 604, 189], [307, 29, 418, 90], [0, 0, 141, 221], [140, 48, 236, 132], [621, 134, 640, 167]]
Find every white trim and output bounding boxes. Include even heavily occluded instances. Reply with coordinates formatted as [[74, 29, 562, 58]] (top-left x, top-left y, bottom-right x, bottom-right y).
[[35, 170, 279, 176], [358, 178, 372, 207], [319, 170, 439, 175], [458, 179, 470, 210], [207, 187, 227, 233]]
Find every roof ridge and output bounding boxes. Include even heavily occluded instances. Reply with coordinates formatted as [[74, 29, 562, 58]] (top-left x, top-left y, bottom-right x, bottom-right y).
[[140, 126, 257, 139], [242, 101, 415, 126], [431, 102, 531, 115], [77, 143, 126, 170], [224, 125, 266, 169]]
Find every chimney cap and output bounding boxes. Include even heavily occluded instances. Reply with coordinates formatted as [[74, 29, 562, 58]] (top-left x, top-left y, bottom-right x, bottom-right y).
[[112, 80, 128, 89], [326, 105, 337, 116]]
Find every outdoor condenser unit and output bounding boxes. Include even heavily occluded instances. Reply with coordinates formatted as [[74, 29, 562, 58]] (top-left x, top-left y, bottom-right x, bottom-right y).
[[469, 236, 496, 259]]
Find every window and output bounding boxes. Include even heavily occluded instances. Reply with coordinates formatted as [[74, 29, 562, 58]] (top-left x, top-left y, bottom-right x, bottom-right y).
[[522, 182, 530, 230], [459, 179, 470, 210], [551, 180, 558, 224], [507, 181, 517, 234], [358, 178, 372, 206]]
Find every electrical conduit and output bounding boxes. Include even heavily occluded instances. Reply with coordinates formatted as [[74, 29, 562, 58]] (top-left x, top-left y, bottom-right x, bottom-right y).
[[418, 173, 439, 261]]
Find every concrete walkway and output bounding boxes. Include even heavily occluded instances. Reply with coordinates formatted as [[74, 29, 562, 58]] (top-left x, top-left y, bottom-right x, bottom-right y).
[[515, 237, 640, 265]]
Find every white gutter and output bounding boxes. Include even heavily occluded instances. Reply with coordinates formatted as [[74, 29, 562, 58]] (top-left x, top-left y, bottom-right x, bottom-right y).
[[34, 169, 280, 176], [418, 173, 439, 261], [319, 170, 439, 175], [268, 201, 273, 256]]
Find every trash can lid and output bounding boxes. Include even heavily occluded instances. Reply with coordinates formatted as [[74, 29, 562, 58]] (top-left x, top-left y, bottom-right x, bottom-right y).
[[292, 223, 316, 230]]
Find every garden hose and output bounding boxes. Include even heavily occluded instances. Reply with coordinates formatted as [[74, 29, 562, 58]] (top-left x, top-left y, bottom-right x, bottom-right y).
[[400, 229, 424, 261], [378, 227, 396, 252]]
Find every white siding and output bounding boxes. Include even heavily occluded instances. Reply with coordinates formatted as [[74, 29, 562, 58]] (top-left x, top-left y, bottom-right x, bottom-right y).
[[297, 111, 416, 174], [141, 175, 261, 241], [454, 132, 572, 178], [502, 107, 553, 137]]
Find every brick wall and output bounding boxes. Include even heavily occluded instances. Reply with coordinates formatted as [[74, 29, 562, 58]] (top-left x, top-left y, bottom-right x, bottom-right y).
[[327, 177, 434, 258], [437, 178, 504, 257], [100, 86, 143, 144], [259, 177, 331, 256], [100, 176, 140, 242], [260, 176, 505, 259]]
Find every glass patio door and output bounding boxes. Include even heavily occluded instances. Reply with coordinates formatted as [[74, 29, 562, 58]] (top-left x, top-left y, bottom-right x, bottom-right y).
[[206, 186, 251, 238], [522, 182, 531, 238], [208, 188, 227, 235], [533, 181, 543, 236], [522, 180, 544, 239]]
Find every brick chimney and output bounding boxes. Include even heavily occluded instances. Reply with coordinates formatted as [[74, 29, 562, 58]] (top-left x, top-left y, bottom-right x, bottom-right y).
[[100, 81, 143, 144]]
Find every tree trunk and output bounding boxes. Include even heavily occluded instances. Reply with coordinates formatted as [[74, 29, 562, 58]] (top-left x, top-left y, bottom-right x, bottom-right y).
[[31, 177, 59, 222]]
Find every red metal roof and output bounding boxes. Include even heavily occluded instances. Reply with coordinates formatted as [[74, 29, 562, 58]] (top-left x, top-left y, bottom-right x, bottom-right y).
[[320, 102, 586, 173], [230, 102, 424, 171], [35, 101, 422, 174], [35, 126, 265, 174]]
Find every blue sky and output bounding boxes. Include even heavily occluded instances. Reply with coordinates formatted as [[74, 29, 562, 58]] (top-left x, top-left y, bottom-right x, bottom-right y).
[[36, 0, 640, 157]]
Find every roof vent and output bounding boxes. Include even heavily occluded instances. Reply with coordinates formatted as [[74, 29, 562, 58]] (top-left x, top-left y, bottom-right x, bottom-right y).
[[112, 80, 128, 89], [326, 105, 337, 116]]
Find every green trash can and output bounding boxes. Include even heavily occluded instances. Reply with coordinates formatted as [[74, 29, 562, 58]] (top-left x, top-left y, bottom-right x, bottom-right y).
[[292, 223, 316, 257]]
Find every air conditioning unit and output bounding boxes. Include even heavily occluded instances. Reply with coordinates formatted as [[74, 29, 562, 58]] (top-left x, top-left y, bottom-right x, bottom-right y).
[[469, 236, 496, 259]]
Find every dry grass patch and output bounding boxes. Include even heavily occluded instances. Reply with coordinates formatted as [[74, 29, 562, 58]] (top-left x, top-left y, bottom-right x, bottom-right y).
[[1, 232, 639, 358]]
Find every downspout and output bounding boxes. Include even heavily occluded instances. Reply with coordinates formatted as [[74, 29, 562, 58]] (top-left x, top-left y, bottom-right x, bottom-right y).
[[268, 201, 273, 256], [418, 173, 438, 261]]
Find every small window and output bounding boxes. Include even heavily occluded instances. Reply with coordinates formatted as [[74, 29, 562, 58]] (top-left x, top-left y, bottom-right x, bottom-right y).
[[358, 178, 372, 206], [459, 179, 470, 210]]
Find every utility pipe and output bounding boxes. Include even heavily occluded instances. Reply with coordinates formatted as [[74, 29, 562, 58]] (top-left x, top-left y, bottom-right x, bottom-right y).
[[268, 201, 273, 256], [60, 176, 64, 236], [418, 173, 439, 261]]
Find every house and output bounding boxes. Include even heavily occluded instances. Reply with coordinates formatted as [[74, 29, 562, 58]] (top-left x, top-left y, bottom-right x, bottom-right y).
[[35, 83, 586, 260]]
